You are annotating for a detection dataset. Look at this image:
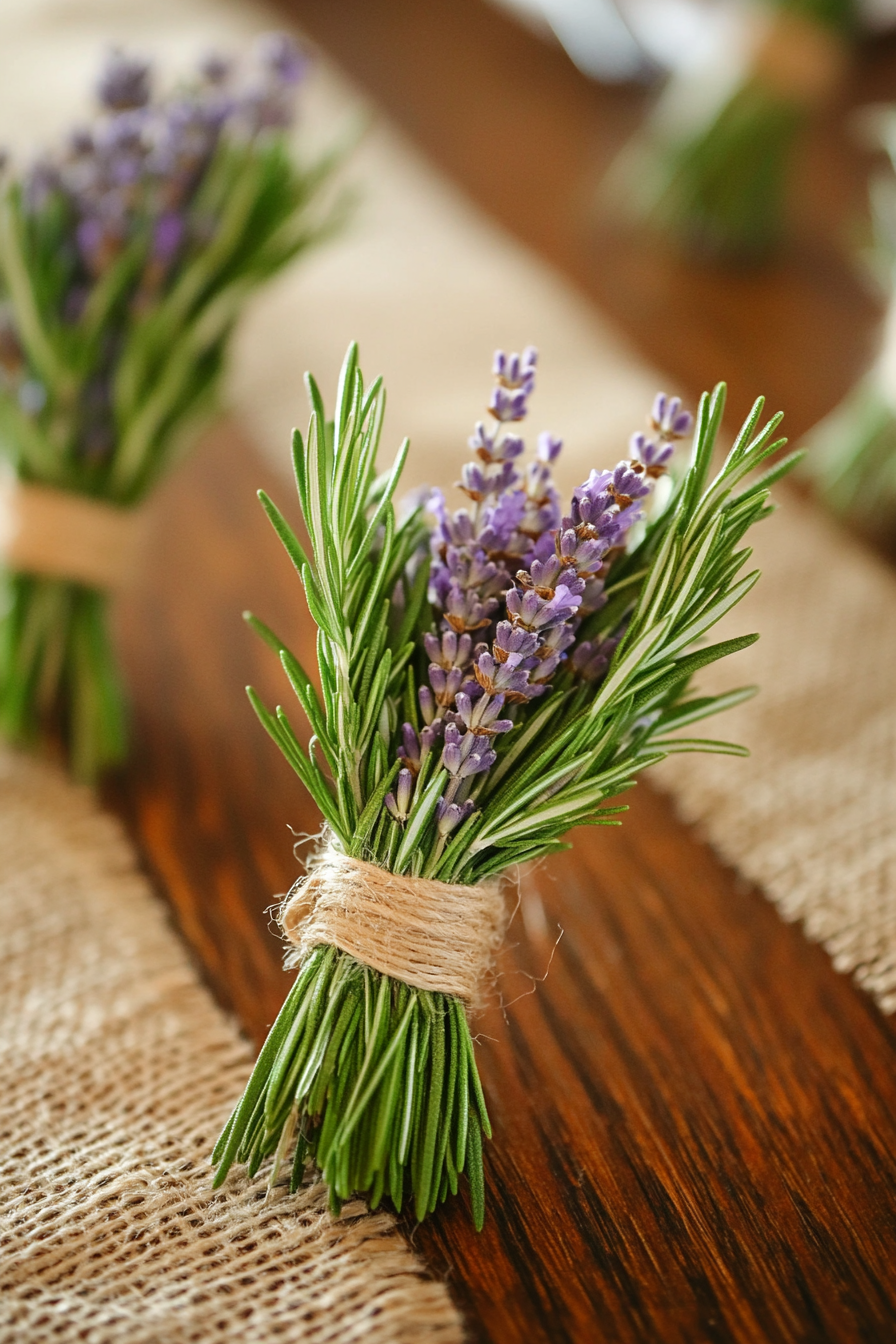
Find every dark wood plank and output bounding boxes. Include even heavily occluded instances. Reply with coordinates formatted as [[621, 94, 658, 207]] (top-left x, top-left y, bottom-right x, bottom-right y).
[[102, 5, 896, 1339], [109, 423, 896, 1343]]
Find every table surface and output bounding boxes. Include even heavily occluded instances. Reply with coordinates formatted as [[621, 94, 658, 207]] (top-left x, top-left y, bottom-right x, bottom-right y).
[[106, 4, 896, 1340]]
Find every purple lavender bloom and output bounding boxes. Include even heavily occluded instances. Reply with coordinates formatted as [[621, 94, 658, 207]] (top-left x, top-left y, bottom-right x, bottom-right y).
[[428, 663, 467, 708], [419, 685, 437, 725], [443, 582, 498, 635], [256, 32, 307, 86], [505, 583, 582, 633], [651, 393, 693, 440], [537, 432, 562, 463], [630, 432, 674, 473], [451, 691, 513, 736], [555, 526, 607, 576], [477, 490, 527, 556], [571, 637, 619, 682], [399, 723, 421, 773], [468, 421, 496, 456], [473, 650, 534, 699], [610, 463, 651, 505], [436, 797, 476, 837], [493, 346, 537, 391], [440, 725, 496, 779], [97, 50, 152, 111], [200, 52, 233, 85], [416, 355, 694, 843], [493, 620, 540, 660], [153, 212, 184, 262], [424, 629, 473, 670], [384, 767, 415, 823], [489, 385, 529, 423]]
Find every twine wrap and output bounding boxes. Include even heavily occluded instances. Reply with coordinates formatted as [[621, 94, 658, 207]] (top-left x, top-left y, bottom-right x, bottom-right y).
[[0, 477, 147, 591], [753, 12, 848, 107], [281, 849, 507, 1005]]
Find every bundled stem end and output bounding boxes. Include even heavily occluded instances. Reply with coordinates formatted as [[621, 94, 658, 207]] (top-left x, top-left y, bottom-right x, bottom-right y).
[[0, 571, 127, 782], [213, 944, 491, 1230]]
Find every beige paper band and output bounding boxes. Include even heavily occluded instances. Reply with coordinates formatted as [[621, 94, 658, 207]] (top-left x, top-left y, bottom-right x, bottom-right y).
[[0, 478, 147, 591], [281, 848, 506, 1005], [753, 11, 849, 106]]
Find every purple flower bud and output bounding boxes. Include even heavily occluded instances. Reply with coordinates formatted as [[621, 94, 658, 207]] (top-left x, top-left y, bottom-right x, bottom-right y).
[[611, 463, 651, 504], [452, 691, 513, 735], [435, 797, 475, 837], [440, 725, 496, 779], [571, 637, 618, 682], [419, 685, 437, 725], [493, 346, 537, 390], [256, 32, 307, 86], [537, 432, 563, 463], [396, 767, 414, 816], [506, 583, 581, 633], [424, 629, 473, 670], [399, 723, 421, 772], [97, 50, 151, 111], [200, 52, 233, 84], [651, 392, 693, 440], [496, 433, 525, 462], [153, 211, 184, 262], [493, 620, 540, 659], [489, 385, 529, 423], [630, 431, 674, 472], [429, 662, 466, 708]]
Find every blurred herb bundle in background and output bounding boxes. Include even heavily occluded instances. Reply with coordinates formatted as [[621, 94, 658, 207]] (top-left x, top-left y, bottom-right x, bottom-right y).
[[213, 342, 800, 1228], [613, 0, 855, 262], [801, 107, 896, 540], [0, 34, 348, 780]]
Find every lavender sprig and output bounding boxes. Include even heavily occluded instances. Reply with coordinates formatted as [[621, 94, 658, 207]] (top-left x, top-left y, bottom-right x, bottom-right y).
[[406, 350, 692, 851]]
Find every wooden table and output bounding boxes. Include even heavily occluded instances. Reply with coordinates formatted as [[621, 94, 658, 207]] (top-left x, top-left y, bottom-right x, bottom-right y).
[[107, 4, 896, 1339]]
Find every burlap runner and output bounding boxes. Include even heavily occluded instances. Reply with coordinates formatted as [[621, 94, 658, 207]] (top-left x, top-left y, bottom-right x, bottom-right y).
[[655, 492, 896, 1014], [0, 749, 463, 1343]]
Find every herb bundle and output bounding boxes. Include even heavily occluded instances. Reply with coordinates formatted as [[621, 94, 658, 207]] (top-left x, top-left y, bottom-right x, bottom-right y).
[[0, 36, 346, 780], [801, 109, 896, 538], [614, 0, 853, 261], [214, 342, 799, 1227]]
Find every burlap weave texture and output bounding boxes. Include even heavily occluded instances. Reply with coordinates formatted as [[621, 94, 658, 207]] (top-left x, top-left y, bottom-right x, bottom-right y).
[[656, 492, 896, 1013], [0, 749, 462, 1344]]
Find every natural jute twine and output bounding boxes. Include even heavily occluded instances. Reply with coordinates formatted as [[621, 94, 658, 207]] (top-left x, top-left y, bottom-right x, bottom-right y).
[[0, 477, 147, 591], [752, 11, 848, 107], [281, 848, 507, 1005]]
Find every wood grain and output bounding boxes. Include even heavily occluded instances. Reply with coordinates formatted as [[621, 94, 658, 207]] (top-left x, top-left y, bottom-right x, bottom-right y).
[[109, 423, 896, 1344], [104, 5, 896, 1340]]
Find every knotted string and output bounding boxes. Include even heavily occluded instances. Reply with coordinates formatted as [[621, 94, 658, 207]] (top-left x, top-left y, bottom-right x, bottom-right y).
[[280, 848, 507, 1007], [0, 478, 147, 591]]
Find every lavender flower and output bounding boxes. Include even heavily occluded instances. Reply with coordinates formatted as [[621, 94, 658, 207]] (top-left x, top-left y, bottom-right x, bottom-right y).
[[398, 348, 693, 847], [435, 797, 476, 838], [651, 393, 693, 440], [440, 724, 497, 780], [97, 50, 151, 111], [384, 768, 415, 823]]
